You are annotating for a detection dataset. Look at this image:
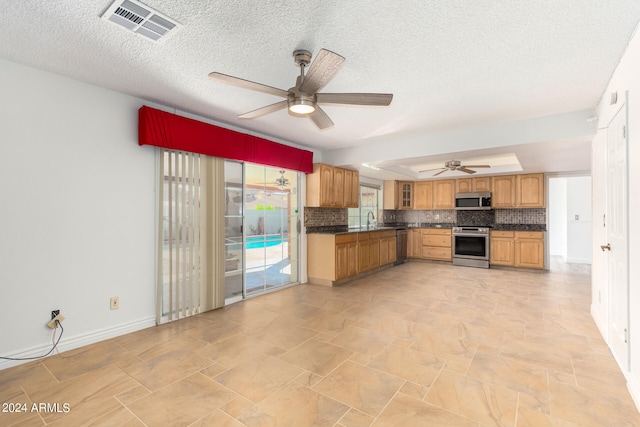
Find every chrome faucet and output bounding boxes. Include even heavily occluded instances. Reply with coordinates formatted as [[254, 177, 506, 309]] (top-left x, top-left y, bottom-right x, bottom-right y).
[[366, 211, 375, 229]]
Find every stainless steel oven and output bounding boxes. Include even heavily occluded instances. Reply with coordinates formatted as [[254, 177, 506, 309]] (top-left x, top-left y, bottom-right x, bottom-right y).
[[452, 226, 490, 268]]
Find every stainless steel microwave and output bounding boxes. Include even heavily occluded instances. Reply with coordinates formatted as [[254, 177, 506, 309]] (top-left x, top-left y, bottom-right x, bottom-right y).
[[455, 192, 492, 210]]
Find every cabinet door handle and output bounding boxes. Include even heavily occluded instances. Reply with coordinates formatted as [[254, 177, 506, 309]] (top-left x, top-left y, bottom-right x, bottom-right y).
[[600, 243, 611, 251]]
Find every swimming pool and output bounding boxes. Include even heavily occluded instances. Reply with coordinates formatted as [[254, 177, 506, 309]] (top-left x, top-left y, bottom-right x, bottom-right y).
[[246, 235, 286, 249]]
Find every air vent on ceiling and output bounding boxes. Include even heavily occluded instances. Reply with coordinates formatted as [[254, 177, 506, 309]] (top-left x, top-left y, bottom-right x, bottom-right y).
[[101, 0, 180, 42]]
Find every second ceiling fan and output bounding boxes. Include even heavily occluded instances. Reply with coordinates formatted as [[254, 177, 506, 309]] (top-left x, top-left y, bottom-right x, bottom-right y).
[[419, 160, 491, 176], [208, 49, 393, 130]]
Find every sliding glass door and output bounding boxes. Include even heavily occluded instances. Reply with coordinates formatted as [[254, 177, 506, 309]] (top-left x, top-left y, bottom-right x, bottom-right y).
[[224, 161, 300, 303], [224, 161, 244, 304]]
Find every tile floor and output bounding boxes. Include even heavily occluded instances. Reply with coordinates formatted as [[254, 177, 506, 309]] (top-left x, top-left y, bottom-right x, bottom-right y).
[[2, 261, 639, 426]]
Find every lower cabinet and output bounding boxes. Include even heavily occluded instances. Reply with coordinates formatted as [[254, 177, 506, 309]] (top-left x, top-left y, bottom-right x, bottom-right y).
[[421, 229, 452, 261], [336, 235, 358, 280], [408, 229, 422, 258], [407, 228, 452, 261], [307, 230, 397, 285], [379, 230, 397, 265], [490, 230, 544, 269]]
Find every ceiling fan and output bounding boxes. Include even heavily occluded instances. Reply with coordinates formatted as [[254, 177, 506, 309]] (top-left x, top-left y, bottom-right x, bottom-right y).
[[208, 49, 393, 130], [258, 170, 290, 188], [419, 160, 491, 176]]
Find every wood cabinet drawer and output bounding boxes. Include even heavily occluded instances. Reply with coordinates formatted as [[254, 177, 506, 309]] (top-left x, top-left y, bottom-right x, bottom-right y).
[[336, 234, 357, 244], [380, 230, 396, 238], [515, 231, 544, 239], [491, 230, 514, 238], [422, 235, 451, 247], [422, 246, 452, 260], [422, 228, 451, 236]]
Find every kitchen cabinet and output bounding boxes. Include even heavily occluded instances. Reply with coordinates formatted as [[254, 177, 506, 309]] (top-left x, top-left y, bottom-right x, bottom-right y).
[[357, 232, 371, 272], [433, 180, 455, 209], [336, 235, 358, 280], [369, 231, 381, 270], [421, 228, 452, 261], [516, 173, 545, 208], [491, 173, 545, 208], [491, 175, 516, 208], [306, 163, 359, 208], [383, 180, 399, 209], [490, 230, 544, 269], [408, 229, 422, 258], [307, 233, 358, 284], [399, 181, 413, 209], [379, 230, 397, 265], [514, 231, 545, 268], [414, 181, 433, 210], [473, 177, 491, 192], [489, 231, 516, 266], [457, 176, 491, 193], [456, 178, 473, 193], [343, 169, 360, 208], [383, 180, 413, 209]]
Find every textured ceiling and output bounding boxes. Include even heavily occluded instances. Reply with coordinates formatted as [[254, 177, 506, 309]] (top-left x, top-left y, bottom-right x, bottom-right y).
[[2, 1, 639, 179]]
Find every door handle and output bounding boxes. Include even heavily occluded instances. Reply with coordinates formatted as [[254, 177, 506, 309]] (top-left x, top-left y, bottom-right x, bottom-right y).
[[600, 243, 611, 251]]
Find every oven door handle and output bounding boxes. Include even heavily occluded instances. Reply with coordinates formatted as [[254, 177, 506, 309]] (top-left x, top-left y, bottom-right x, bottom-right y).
[[453, 233, 489, 237]]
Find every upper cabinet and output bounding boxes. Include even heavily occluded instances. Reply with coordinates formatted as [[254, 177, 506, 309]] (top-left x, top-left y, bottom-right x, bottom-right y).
[[384, 180, 413, 209], [491, 175, 516, 208], [491, 173, 545, 208], [516, 173, 545, 208], [384, 173, 544, 211], [399, 181, 414, 209], [306, 163, 359, 208], [414, 181, 433, 210], [433, 179, 455, 209], [343, 169, 359, 208], [456, 177, 491, 193]]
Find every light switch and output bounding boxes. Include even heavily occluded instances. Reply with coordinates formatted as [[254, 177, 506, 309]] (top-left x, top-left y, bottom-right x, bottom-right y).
[[574, 214, 580, 221]]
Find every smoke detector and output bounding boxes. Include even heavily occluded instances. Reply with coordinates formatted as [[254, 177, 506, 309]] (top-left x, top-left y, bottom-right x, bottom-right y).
[[101, 0, 180, 42]]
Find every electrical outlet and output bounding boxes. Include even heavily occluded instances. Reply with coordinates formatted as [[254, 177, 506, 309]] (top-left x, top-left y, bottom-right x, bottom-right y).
[[47, 313, 65, 329], [110, 296, 119, 310]]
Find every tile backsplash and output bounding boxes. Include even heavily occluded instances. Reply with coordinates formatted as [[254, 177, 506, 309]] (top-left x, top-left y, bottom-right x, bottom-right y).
[[304, 206, 546, 229], [304, 207, 347, 227], [384, 209, 456, 225], [495, 208, 546, 224]]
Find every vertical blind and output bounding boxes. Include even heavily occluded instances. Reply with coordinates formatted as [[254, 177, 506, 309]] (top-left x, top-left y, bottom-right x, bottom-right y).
[[157, 150, 225, 324]]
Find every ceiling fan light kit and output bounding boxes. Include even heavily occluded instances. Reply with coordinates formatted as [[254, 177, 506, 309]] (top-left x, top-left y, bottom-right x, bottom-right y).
[[209, 48, 393, 129]]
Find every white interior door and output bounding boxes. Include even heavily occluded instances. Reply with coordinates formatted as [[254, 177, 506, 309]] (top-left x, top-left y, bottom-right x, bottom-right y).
[[607, 103, 629, 370]]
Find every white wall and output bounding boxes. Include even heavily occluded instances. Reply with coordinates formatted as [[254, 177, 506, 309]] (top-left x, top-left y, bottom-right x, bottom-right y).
[[566, 177, 592, 264], [0, 59, 157, 368], [593, 23, 640, 408], [548, 178, 568, 258]]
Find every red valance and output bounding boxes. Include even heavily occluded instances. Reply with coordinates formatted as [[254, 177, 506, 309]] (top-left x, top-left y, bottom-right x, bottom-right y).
[[138, 106, 313, 173]]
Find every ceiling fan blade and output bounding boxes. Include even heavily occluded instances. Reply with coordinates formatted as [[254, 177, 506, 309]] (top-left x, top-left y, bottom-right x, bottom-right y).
[[316, 93, 393, 106], [208, 72, 290, 98], [418, 167, 444, 173], [458, 167, 477, 174], [299, 49, 345, 94], [433, 169, 448, 176], [462, 165, 490, 168], [238, 100, 288, 119], [309, 105, 334, 130]]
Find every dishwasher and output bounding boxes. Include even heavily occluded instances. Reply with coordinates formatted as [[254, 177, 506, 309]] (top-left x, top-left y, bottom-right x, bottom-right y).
[[395, 228, 408, 265]]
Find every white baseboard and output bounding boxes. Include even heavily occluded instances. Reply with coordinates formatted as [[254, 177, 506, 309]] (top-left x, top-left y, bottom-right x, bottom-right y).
[[0, 316, 156, 371], [628, 373, 640, 412]]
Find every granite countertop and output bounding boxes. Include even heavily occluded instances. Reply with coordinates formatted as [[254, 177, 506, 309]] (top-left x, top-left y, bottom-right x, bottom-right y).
[[492, 224, 547, 231], [307, 222, 546, 234]]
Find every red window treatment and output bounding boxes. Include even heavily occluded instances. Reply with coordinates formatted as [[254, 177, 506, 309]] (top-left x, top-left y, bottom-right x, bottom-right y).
[[138, 106, 313, 173]]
